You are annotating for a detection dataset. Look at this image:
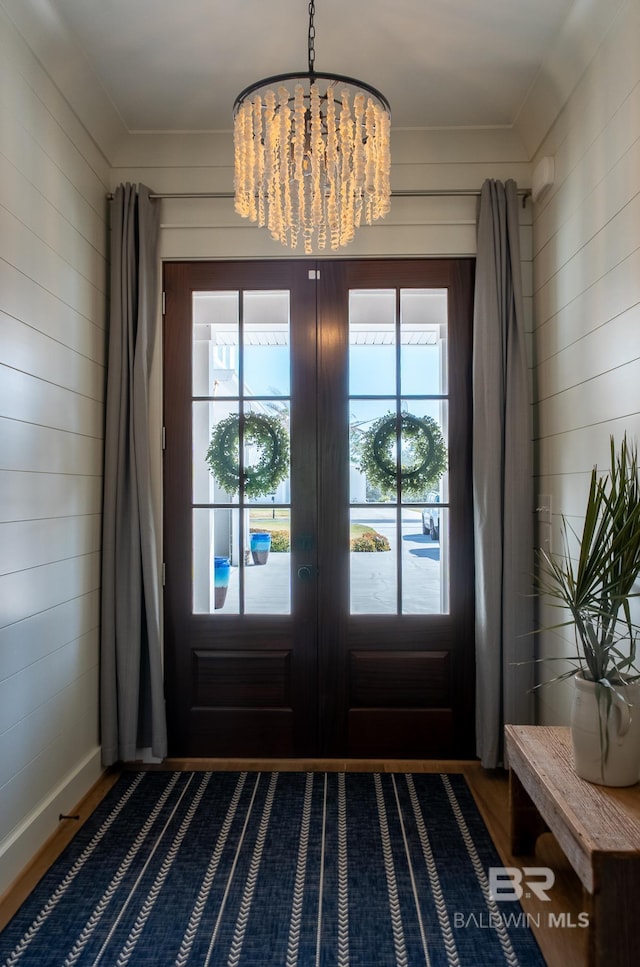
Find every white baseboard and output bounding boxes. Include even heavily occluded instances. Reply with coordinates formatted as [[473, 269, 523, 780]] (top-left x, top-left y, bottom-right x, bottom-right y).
[[0, 746, 103, 897]]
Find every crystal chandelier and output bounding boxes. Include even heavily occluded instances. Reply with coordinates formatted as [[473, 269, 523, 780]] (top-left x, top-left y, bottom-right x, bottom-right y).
[[233, 1, 391, 254]]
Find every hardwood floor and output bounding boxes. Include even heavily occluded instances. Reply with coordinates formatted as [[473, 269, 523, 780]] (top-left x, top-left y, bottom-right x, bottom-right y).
[[0, 759, 587, 966]]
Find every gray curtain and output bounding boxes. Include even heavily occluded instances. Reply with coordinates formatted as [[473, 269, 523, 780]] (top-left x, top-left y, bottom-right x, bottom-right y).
[[473, 178, 535, 768], [101, 183, 167, 766]]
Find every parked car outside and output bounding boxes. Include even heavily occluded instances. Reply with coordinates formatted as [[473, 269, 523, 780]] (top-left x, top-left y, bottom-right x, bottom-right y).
[[421, 491, 440, 540]]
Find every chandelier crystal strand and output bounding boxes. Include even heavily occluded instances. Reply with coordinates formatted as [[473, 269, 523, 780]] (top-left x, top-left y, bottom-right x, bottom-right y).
[[232, 1, 391, 250], [310, 84, 321, 227], [275, 88, 287, 244], [253, 96, 265, 227], [293, 84, 306, 247], [353, 93, 366, 231], [365, 99, 376, 223], [339, 91, 354, 246], [263, 90, 276, 237], [233, 104, 249, 217], [246, 106, 257, 223], [379, 109, 391, 219], [279, 87, 293, 248], [311, 84, 325, 250], [325, 87, 339, 250]]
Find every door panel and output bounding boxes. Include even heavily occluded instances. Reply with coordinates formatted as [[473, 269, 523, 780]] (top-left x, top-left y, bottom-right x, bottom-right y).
[[163, 258, 475, 758], [163, 261, 317, 756], [315, 261, 475, 756]]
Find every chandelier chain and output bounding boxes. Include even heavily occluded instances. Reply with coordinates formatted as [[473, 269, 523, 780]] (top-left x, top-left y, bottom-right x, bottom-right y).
[[308, 1, 315, 74]]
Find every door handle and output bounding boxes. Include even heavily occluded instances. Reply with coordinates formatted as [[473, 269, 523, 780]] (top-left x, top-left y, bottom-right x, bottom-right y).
[[297, 565, 314, 581]]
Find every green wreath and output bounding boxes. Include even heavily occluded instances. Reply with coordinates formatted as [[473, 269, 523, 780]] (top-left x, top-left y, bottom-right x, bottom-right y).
[[354, 412, 447, 498], [206, 412, 289, 498]]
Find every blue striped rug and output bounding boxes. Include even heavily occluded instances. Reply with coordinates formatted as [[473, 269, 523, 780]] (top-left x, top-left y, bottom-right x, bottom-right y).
[[1, 771, 545, 966]]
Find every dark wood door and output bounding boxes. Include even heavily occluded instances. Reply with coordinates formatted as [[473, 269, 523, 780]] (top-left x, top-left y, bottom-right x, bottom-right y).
[[163, 258, 475, 757]]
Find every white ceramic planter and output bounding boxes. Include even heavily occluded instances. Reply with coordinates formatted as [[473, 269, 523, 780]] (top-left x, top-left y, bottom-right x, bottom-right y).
[[571, 671, 640, 786]]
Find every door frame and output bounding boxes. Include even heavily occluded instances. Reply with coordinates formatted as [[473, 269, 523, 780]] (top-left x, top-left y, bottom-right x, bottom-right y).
[[162, 257, 475, 758]]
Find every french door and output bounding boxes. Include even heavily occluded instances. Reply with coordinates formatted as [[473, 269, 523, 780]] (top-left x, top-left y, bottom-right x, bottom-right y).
[[163, 259, 475, 758]]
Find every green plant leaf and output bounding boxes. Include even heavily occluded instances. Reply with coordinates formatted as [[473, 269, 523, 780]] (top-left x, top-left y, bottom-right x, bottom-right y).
[[534, 434, 640, 687]]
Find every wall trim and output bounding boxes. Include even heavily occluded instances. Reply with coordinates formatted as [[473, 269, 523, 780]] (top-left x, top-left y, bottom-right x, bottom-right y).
[[0, 747, 102, 896]]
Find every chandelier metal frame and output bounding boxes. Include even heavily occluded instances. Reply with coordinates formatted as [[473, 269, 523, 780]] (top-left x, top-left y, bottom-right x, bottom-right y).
[[233, 70, 391, 118]]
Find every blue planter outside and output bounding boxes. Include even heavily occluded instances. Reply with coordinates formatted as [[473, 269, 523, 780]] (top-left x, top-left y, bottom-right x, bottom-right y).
[[250, 532, 271, 565], [214, 556, 230, 609]]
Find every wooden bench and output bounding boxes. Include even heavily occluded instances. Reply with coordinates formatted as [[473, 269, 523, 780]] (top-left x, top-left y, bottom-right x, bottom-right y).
[[505, 724, 640, 967]]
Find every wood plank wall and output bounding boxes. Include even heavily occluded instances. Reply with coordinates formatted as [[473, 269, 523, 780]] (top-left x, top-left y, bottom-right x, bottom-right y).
[[531, 0, 640, 723], [0, 5, 108, 891]]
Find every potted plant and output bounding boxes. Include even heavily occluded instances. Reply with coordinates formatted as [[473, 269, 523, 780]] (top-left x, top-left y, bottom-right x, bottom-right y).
[[536, 435, 640, 785]]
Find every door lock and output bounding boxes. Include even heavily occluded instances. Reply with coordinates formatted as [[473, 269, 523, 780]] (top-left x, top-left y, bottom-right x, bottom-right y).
[[297, 565, 314, 581]]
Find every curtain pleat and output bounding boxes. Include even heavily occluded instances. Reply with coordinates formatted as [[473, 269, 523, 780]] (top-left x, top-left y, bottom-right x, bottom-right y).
[[473, 178, 535, 768], [101, 183, 167, 766]]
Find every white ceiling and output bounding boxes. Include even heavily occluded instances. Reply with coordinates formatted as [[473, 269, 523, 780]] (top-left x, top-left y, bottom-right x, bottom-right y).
[[46, 0, 576, 133]]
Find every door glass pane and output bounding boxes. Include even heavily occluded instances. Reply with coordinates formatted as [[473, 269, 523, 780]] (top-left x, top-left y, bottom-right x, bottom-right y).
[[402, 505, 449, 615], [350, 399, 397, 504], [400, 289, 448, 395], [349, 289, 396, 396], [193, 508, 240, 613], [348, 287, 450, 615], [243, 401, 291, 505], [350, 507, 397, 614], [192, 290, 292, 615], [243, 291, 290, 397], [246, 508, 291, 614], [192, 292, 239, 396], [399, 399, 448, 502], [194, 401, 239, 504]]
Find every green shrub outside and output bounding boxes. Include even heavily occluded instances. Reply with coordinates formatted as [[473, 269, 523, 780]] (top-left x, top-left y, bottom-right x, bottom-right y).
[[267, 529, 290, 552], [350, 530, 391, 552]]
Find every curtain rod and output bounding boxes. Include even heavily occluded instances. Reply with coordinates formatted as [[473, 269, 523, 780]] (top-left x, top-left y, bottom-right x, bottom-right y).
[[107, 187, 531, 206]]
